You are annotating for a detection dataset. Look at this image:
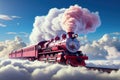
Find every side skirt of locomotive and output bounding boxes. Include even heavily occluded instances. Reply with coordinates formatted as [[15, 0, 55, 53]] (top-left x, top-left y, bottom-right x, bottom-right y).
[[37, 50, 88, 67]]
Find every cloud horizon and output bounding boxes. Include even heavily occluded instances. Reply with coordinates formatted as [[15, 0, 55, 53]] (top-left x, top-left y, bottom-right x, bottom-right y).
[[0, 59, 119, 80]]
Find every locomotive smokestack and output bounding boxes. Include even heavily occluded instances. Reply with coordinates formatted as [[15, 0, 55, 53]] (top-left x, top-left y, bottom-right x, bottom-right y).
[[67, 32, 74, 38]]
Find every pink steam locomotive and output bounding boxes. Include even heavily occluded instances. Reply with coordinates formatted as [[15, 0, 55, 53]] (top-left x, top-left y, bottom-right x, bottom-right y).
[[9, 32, 88, 66]]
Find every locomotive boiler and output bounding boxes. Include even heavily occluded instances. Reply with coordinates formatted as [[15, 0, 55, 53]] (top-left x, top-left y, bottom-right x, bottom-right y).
[[9, 32, 88, 67]]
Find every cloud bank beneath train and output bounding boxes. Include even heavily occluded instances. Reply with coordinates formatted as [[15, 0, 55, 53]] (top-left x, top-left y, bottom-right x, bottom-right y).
[[0, 59, 120, 80], [80, 33, 120, 60]]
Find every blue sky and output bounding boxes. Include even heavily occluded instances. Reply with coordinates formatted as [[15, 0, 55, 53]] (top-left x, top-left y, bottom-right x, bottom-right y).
[[0, 0, 120, 43]]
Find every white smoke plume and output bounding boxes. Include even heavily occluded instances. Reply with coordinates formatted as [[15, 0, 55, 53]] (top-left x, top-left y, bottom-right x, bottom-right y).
[[0, 59, 120, 80], [29, 8, 65, 44], [0, 36, 26, 58], [30, 5, 101, 44]]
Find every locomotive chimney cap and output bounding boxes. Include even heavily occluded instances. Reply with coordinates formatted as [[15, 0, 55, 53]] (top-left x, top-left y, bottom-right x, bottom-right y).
[[62, 34, 66, 39], [67, 32, 74, 38], [55, 36, 60, 41]]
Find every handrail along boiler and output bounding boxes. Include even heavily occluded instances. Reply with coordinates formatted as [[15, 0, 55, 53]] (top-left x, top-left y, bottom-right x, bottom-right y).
[[9, 32, 88, 66]]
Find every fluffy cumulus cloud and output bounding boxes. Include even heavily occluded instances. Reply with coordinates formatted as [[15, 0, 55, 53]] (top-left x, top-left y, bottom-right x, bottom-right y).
[[80, 33, 120, 60], [0, 59, 120, 80], [29, 5, 101, 44], [0, 14, 21, 20], [0, 23, 7, 27], [0, 36, 26, 58]]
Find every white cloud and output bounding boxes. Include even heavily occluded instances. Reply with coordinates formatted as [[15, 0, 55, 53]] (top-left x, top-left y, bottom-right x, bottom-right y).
[[20, 32, 29, 38], [6, 32, 17, 35], [0, 23, 7, 27], [0, 14, 21, 20], [6, 32, 29, 38], [0, 59, 120, 80], [0, 14, 12, 20], [0, 14, 21, 28], [0, 36, 26, 58], [80, 33, 120, 60], [11, 16, 21, 19], [111, 32, 120, 36], [78, 35, 89, 44], [104, 46, 120, 60], [0, 65, 30, 80]]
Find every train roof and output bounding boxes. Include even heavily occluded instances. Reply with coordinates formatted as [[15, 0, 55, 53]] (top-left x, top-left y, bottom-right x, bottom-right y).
[[22, 44, 37, 49]]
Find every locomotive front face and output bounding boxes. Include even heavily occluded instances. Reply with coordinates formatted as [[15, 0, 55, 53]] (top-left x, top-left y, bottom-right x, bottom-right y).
[[66, 37, 80, 53]]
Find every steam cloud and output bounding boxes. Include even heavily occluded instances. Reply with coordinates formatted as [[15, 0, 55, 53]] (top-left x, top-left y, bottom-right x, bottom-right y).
[[61, 5, 101, 33], [0, 59, 120, 80], [30, 5, 101, 44]]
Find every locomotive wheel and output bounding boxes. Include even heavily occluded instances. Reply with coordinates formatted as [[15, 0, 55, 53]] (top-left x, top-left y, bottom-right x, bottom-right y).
[[45, 58, 48, 63], [66, 59, 71, 65]]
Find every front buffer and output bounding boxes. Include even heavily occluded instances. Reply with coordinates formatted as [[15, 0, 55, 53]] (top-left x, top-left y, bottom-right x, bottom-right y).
[[64, 55, 88, 67]]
